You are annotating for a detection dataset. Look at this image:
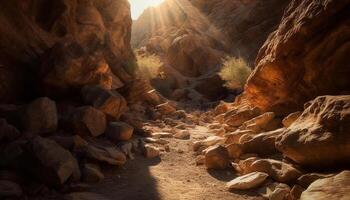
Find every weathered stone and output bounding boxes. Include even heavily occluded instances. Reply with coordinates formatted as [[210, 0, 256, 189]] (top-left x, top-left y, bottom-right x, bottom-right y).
[[258, 182, 291, 200], [276, 96, 350, 167], [224, 107, 260, 127], [0, 119, 20, 142], [236, 157, 302, 183], [22, 97, 57, 134], [174, 130, 190, 140], [106, 122, 134, 142], [282, 111, 302, 128], [82, 163, 104, 183], [225, 143, 243, 159], [84, 142, 126, 166], [26, 137, 80, 186], [226, 172, 269, 190], [224, 130, 254, 144], [239, 112, 276, 133], [151, 132, 173, 139], [155, 102, 176, 115], [193, 136, 224, 151], [71, 106, 106, 137], [290, 185, 304, 200], [297, 173, 335, 188], [300, 171, 350, 200], [143, 144, 160, 158], [81, 85, 127, 119], [204, 145, 229, 169]]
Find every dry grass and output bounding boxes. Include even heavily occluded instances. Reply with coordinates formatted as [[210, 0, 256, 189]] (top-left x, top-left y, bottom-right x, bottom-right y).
[[136, 54, 163, 79], [218, 56, 252, 90]]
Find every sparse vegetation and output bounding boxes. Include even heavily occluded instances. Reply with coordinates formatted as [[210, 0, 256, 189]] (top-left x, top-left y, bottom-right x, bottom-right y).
[[136, 53, 163, 79], [218, 56, 252, 90]]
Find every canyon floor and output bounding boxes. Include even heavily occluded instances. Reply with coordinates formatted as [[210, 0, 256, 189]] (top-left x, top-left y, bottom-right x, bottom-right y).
[[89, 125, 261, 200]]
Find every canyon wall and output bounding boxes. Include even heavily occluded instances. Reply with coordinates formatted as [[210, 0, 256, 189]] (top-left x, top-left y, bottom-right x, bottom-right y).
[[0, 0, 135, 103], [240, 0, 350, 115]]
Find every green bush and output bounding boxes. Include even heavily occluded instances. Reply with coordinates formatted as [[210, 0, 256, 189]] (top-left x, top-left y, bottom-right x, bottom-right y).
[[218, 56, 252, 90], [136, 54, 163, 79]]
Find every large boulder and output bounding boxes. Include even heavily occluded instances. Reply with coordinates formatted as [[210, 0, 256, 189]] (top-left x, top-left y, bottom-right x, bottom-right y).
[[81, 85, 127, 119], [239, 0, 350, 115], [25, 137, 80, 186], [235, 157, 302, 183], [204, 145, 229, 169], [70, 106, 106, 137], [21, 97, 58, 134], [276, 96, 350, 167], [300, 171, 350, 200]]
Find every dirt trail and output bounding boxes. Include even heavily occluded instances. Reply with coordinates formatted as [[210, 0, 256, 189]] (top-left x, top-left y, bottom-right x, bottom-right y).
[[89, 126, 263, 200]]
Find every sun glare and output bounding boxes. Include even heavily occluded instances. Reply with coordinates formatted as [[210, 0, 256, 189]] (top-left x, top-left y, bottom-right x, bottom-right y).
[[129, 0, 165, 20]]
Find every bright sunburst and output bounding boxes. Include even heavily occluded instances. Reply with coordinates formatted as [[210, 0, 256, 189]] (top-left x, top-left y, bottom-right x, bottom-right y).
[[129, 0, 165, 20]]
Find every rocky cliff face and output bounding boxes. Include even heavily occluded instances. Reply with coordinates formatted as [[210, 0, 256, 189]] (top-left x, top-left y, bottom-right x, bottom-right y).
[[240, 0, 350, 115], [0, 0, 135, 102]]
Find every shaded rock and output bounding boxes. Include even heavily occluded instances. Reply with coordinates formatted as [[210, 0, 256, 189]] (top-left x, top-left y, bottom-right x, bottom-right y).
[[226, 172, 269, 190], [71, 106, 106, 137], [226, 143, 243, 159], [82, 163, 104, 183], [297, 173, 335, 188], [236, 157, 302, 183], [26, 137, 80, 186], [105, 122, 134, 142], [300, 171, 350, 200], [49, 135, 75, 150], [282, 111, 302, 128], [258, 182, 291, 200], [155, 102, 176, 115], [204, 145, 229, 169], [290, 185, 304, 200], [0, 180, 22, 198], [84, 141, 126, 166], [143, 144, 160, 158], [276, 96, 350, 167], [81, 85, 127, 119], [120, 142, 135, 159], [239, 112, 276, 133], [195, 155, 205, 166], [0, 118, 20, 142], [224, 130, 254, 144], [22, 97, 57, 134]]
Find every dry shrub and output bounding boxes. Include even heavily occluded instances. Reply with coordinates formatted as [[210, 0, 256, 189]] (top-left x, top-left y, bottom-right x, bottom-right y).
[[136, 54, 163, 79], [218, 56, 252, 90]]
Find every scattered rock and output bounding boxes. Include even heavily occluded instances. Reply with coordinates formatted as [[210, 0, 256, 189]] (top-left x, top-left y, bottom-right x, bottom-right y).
[[0, 180, 22, 198], [195, 155, 205, 166], [155, 102, 176, 115], [300, 171, 350, 200], [26, 137, 80, 186], [258, 182, 291, 200], [84, 141, 126, 166], [226, 143, 243, 159], [239, 112, 276, 133], [224, 130, 254, 144], [193, 136, 224, 151], [151, 132, 173, 139], [290, 185, 304, 200], [143, 137, 169, 145], [224, 107, 260, 127], [226, 172, 269, 190], [22, 97, 58, 134], [82, 163, 104, 183], [204, 145, 229, 169], [105, 122, 134, 142], [282, 111, 302, 128], [174, 130, 190, 140], [81, 85, 127, 119], [71, 106, 106, 137], [143, 144, 160, 158], [236, 157, 302, 183]]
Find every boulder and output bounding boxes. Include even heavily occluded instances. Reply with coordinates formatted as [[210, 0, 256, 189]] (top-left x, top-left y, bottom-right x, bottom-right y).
[[71, 106, 106, 137], [282, 111, 302, 128], [226, 172, 269, 190], [235, 157, 302, 183], [226, 143, 243, 159], [81, 85, 127, 119], [290, 185, 304, 200], [224, 130, 254, 144], [239, 112, 276, 133], [82, 163, 104, 183], [258, 182, 291, 200], [155, 102, 176, 115], [0, 119, 20, 142], [297, 173, 335, 188], [84, 141, 126, 166], [193, 136, 224, 152], [173, 130, 190, 140], [0, 180, 22, 198], [105, 122, 134, 142], [26, 137, 80, 186], [22, 97, 57, 134], [204, 145, 229, 169], [300, 171, 350, 200], [276, 96, 350, 167]]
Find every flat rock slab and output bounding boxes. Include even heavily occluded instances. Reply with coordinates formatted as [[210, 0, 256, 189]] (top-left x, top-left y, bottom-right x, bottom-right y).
[[226, 172, 269, 190]]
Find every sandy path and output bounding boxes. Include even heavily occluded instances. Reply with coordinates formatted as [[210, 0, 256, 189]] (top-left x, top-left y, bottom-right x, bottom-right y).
[[89, 126, 263, 200]]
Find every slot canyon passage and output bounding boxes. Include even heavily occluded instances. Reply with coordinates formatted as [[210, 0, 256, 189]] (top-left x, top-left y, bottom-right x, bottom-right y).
[[0, 0, 350, 199]]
